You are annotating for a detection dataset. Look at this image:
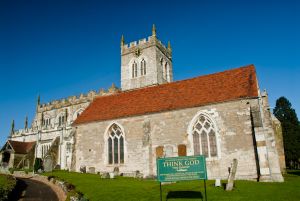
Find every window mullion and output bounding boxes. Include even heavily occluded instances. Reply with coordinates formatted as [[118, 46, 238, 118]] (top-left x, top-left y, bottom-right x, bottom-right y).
[[111, 138, 115, 164], [207, 130, 211, 158]]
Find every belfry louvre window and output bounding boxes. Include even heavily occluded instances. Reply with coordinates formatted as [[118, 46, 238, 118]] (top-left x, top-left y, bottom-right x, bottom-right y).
[[192, 114, 218, 158], [108, 124, 124, 164], [141, 59, 146, 76], [132, 61, 137, 78]]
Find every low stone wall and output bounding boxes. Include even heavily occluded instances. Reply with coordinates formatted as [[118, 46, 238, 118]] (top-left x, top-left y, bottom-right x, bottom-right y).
[[31, 175, 67, 201], [12, 172, 67, 201]]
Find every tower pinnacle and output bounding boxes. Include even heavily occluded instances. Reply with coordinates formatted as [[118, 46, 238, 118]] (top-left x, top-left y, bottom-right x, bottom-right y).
[[25, 116, 28, 130], [152, 24, 156, 37], [168, 41, 172, 51], [10, 119, 15, 136], [121, 35, 125, 47]]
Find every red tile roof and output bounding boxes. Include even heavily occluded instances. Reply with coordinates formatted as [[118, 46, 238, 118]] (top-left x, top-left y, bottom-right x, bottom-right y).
[[74, 65, 258, 125], [8, 140, 36, 154]]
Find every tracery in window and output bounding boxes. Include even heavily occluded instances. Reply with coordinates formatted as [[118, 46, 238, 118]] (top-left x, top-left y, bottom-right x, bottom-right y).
[[107, 124, 124, 164], [192, 114, 218, 158]]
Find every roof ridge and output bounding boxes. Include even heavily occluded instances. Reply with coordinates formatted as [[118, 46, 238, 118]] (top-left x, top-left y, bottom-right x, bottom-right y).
[[93, 64, 255, 100], [74, 64, 258, 125]]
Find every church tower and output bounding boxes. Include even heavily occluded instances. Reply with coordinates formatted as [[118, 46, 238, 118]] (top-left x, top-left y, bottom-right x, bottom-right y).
[[121, 25, 173, 91]]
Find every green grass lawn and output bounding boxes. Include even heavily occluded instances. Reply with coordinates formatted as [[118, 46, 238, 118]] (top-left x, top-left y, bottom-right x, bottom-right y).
[[0, 174, 17, 201], [43, 171, 300, 201]]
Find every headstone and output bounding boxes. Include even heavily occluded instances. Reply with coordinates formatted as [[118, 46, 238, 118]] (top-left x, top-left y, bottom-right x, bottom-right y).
[[44, 155, 53, 172], [109, 172, 115, 179], [54, 164, 61, 170], [80, 166, 86, 173], [215, 178, 221, 187], [134, 170, 143, 179], [165, 146, 173, 157], [101, 172, 110, 179], [226, 159, 238, 191], [88, 167, 95, 174], [113, 167, 119, 176]]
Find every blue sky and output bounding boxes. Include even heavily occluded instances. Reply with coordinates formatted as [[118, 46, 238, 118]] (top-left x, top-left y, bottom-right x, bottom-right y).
[[0, 0, 299, 146]]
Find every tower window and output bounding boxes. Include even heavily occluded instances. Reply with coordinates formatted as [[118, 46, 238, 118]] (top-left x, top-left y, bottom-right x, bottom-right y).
[[141, 59, 146, 76], [132, 61, 137, 78]]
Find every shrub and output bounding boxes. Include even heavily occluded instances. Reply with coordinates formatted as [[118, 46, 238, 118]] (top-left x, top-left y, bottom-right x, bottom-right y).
[[0, 174, 17, 201]]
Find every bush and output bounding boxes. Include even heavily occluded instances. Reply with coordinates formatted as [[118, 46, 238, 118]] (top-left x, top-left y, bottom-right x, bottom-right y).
[[0, 174, 17, 201], [34, 158, 43, 172]]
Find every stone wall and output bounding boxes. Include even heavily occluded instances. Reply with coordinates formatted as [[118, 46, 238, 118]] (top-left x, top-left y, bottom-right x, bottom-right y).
[[75, 98, 269, 180]]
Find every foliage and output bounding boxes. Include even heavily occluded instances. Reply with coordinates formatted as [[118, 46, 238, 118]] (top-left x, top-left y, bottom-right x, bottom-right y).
[[8, 167, 33, 174], [43, 170, 300, 201], [274, 96, 300, 169], [34, 158, 43, 172], [0, 174, 17, 201]]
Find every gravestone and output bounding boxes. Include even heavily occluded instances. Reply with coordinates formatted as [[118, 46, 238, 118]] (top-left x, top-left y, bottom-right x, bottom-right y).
[[88, 167, 95, 174], [80, 165, 86, 173], [226, 159, 238, 191], [44, 155, 53, 172], [113, 167, 119, 176], [101, 172, 110, 179]]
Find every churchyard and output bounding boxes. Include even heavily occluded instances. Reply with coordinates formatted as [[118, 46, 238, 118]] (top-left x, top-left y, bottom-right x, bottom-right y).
[[42, 170, 300, 201]]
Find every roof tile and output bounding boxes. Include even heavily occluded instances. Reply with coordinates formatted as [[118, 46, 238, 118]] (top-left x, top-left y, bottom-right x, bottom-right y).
[[74, 65, 258, 125]]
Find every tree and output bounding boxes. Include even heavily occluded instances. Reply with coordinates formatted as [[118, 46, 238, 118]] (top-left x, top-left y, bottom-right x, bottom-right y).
[[273, 97, 300, 169]]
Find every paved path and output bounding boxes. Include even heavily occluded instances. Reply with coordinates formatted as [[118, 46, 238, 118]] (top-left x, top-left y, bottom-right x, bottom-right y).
[[9, 178, 59, 201]]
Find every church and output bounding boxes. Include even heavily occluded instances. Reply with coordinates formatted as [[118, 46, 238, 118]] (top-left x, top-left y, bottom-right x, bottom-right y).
[[1, 26, 285, 182]]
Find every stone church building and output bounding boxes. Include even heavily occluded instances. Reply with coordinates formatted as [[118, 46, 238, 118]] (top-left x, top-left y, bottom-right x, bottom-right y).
[[73, 27, 285, 182], [2, 26, 285, 182]]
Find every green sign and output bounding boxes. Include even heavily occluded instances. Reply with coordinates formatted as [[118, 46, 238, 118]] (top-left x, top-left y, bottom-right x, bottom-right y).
[[157, 155, 207, 182]]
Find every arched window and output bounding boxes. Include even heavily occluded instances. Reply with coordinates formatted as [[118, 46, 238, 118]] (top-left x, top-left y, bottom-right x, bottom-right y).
[[107, 124, 124, 164], [140, 59, 146, 76], [191, 114, 218, 158], [132, 61, 137, 78]]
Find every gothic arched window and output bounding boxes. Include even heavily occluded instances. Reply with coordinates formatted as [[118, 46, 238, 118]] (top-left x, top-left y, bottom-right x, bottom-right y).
[[132, 61, 137, 78], [192, 114, 218, 158], [107, 124, 124, 164], [58, 115, 65, 126], [141, 59, 146, 76]]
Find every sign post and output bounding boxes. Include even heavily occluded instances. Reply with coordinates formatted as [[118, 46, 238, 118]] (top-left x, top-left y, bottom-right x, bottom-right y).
[[157, 155, 207, 201]]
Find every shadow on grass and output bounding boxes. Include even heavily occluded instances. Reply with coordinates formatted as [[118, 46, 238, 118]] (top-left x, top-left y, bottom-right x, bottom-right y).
[[287, 170, 300, 177], [166, 191, 204, 200], [8, 178, 28, 201]]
